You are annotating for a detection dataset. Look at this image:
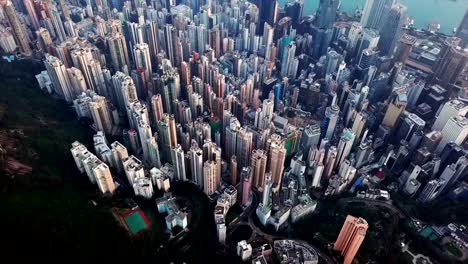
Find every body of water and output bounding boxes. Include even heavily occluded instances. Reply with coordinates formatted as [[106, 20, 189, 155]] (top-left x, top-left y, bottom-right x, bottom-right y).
[[278, 0, 468, 34]]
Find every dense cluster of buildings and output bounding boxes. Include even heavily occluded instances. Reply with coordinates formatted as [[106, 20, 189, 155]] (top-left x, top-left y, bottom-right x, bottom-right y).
[[1, 0, 467, 262]]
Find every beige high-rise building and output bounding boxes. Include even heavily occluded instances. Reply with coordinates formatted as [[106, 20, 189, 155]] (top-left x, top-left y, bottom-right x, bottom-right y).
[[203, 160, 218, 195], [251, 149, 267, 189], [150, 94, 164, 124], [0, 27, 17, 53], [36, 27, 53, 53], [170, 144, 186, 181], [44, 54, 74, 102], [167, 114, 178, 147], [2, 0, 31, 55], [89, 95, 114, 135], [334, 215, 368, 264], [67, 67, 88, 96], [23, 0, 40, 30], [267, 135, 286, 187], [107, 32, 130, 73], [382, 91, 407, 128], [110, 141, 128, 173], [235, 127, 253, 169], [230, 156, 238, 186], [133, 42, 152, 82], [92, 161, 116, 194]]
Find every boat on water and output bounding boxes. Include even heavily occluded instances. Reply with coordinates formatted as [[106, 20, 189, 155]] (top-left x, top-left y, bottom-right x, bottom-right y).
[[428, 21, 441, 33]]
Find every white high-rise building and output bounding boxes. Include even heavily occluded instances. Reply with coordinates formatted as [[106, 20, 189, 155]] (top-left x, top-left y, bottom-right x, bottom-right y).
[[312, 164, 324, 188], [133, 177, 154, 199], [0, 28, 17, 53], [123, 155, 145, 185], [44, 54, 74, 102], [259, 99, 274, 130], [70, 141, 92, 174], [92, 161, 116, 194], [147, 136, 162, 169], [217, 223, 227, 244], [107, 32, 130, 73], [110, 141, 128, 173], [432, 100, 468, 131], [189, 143, 204, 188], [237, 240, 252, 261], [436, 116, 468, 153], [150, 167, 171, 192], [335, 129, 356, 169], [203, 160, 219, 195], [67, 67, 88, 96], [133, 42, 152, 82], [89, 95, 114, 135], [171, 144, 186, 181]]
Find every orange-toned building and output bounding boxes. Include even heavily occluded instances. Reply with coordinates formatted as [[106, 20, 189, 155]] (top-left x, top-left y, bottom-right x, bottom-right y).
[[334, 215, 368, 264]]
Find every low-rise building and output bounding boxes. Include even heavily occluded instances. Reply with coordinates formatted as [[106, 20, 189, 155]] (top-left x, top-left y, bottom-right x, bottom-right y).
[[156, 193, 188, 231]]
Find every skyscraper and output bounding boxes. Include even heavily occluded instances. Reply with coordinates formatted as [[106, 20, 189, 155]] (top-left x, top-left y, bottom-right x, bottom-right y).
[[259, 99, 274, 130], [360, 0, 395, 29], [44, 54, 74, 102], [203, 160, 218, 195], [230, 156, 238, 186], [285, 0, 304, 25], [2, 0, 31, 56], [436, 116, 468, 153], [108, 32, 130, 73], [133, 43, 153, 84], [434, 38, 468, 92], [315, 0, 339, 29], [110, 141, 128, 173], [432, 100, 468, 131], [418, 179, 445, 203], [241, 166, 253, 207], [301, 124, 321, 156], [268, 135, 286, 187], [257, 0, 278, 32], [91, 159, 116, 195], [171, 144, 186, 181], [189, 142, 204, 188], [334, 215, 368, 264], [236, 127, 253, 170], [50, 5, 67, 42], [378, 4, 407, 56], [382, 91, 407, 128], [456, 9, 468, 48], [322, 105, 340, 140], [335, 129, 356, 169], [89, 95, 114, 135], [150, 94, 164, 124], [123, 155, 145, 185], [112, 72, 138, 112], [251, 149, 268, 189], [354, 29, 380, 62], [23, 0, 40, 30], [281, 42, 296, 78]]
